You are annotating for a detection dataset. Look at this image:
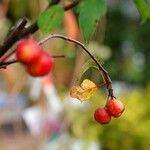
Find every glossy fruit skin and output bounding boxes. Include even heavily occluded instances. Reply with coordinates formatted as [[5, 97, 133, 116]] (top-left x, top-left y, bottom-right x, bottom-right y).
[[16, 38, 42, 64], [27, 51, 53, 77], [106, 98, 124, 118], [94, 107, 111, 124]]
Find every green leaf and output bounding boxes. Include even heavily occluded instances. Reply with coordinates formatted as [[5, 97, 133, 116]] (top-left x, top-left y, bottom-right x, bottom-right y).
[[80, 57, 104, 77], [38, 5, 64, 33], [47, 0, 52, 3], [77, 0, 106, 42], [134, 0, 150, 23]]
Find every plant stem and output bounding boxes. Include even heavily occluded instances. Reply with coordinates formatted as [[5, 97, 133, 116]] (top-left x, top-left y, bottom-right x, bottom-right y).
[[53, 55, 65, 58], [0, 54, 65, 69], [0, 49, 16, 63], [0, 18, 27, 57], [38, 34, 114, 98], [0, 59, 19, 69]]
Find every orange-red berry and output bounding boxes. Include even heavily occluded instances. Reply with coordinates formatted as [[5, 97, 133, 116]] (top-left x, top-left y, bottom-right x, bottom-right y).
[[16, 37, 42, 64], [105, 98, 124, 118], [26, 51, 53, 77]]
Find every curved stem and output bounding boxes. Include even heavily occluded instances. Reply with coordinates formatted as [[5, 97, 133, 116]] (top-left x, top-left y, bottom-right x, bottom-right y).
[[38, 34, 114, 97], [39, 34, 106, 73]]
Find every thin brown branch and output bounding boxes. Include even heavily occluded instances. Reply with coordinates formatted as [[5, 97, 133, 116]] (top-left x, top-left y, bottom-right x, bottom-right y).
[[38, 34, 114, 97], [64, 0, 80, 11], [38, 34, 107, 72], [0, 59, 19, 69], [0, 49, 16, 63], [53, 55, 65, 58], [0, 18, 27, 57]]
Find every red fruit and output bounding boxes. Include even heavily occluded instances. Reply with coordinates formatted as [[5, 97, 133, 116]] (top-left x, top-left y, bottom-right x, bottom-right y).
[[16, 37, 42, 64], [27, 51, 53, 77], [106, 98, 124, 118], [94, 107, 111, 124]]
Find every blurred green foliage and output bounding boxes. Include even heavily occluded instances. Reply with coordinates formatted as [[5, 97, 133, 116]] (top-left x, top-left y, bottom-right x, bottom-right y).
[[134, 0, 150, 23], [104, 1, 150, 86], [8, 0, 28, 20]]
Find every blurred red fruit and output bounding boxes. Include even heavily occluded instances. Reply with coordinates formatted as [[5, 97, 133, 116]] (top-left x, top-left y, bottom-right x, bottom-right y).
[[94, 107, 111, 124], [16, 37, 42, 64], [27, 51, 53, 77], [106, 98, 124, 118]]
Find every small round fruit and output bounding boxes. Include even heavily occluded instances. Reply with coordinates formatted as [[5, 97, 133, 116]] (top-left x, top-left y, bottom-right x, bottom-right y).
[[106, 98, 124, 118], [94, 107, 111, 124], [26, 51, 53, 77], [16, 37, 42, 64]]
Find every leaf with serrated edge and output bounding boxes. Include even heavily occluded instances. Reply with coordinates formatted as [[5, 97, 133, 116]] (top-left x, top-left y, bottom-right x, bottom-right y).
[[70, 79, 97, 101]]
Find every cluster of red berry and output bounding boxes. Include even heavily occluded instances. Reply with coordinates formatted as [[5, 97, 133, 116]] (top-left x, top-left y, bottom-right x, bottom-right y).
[[16, 38, 53, 76], [15, 38, 124, 125], [94, 98, 124, 124]]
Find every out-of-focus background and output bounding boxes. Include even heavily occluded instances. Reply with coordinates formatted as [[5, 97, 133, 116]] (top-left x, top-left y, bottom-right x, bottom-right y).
[[0, 0, 150, 150]]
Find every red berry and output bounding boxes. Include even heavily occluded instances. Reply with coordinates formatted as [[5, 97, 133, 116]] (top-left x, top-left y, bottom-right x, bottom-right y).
[[105, 98, 124, 118], [26, 51, 53, 77], [94, 107, 111, 124], [16, 37, 42, 64]]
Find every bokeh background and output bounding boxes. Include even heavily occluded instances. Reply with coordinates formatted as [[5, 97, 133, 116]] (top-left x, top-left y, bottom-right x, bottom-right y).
[[0, 0, 150, 150]]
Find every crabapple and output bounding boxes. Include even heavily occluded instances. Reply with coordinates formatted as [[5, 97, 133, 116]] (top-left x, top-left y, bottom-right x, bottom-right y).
[[94, 107, 111, 124], [105, 98, 124, 118], [16, 37, 42, 64], [26, 51, 53, 76]]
